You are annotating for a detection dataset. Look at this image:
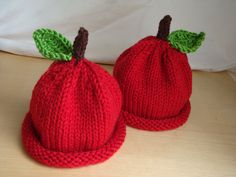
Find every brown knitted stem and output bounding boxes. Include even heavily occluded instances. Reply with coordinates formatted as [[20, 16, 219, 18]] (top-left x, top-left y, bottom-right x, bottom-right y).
[[156, 15, 172, 40], [72, 27, 88, 64]]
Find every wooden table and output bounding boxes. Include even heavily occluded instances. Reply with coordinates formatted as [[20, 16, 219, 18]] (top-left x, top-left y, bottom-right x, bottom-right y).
[[0, 52, 236, 177]]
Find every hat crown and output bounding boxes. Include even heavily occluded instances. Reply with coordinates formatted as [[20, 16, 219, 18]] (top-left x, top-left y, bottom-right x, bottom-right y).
[[30, 59, 122, 152], [114, 36, 191, 119], [114, 15, 204, 131]]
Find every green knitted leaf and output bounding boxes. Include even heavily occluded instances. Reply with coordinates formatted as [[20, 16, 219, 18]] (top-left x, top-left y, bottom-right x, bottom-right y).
[[168, 30, 205, 53], [33, 28, 72, 61]]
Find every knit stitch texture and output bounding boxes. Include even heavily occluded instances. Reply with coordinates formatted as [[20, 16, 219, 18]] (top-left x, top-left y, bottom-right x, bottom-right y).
[[113, 36, 192, 131], [22, 58, 126, 168], [168, 30, 205, 53], [33, 28, 72, 61]]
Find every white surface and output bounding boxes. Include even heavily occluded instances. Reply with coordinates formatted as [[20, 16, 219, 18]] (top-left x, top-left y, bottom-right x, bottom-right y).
[[0, 0, 236, 71]]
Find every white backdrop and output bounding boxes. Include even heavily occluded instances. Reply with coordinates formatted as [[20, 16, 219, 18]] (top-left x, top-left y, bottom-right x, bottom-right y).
[[0, 0, 236, 72]]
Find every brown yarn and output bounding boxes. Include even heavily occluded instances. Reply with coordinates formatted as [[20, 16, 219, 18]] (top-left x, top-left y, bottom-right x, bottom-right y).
[[156, 15, 172, 40], [72, 27, 88, 64]]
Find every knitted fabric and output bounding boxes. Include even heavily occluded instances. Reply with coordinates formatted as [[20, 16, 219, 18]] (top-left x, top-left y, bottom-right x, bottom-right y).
[[113, 36, 192, 131], [22, 58, 126, 168], [168, 30, 205, 53], [33, 29, 72, 61]]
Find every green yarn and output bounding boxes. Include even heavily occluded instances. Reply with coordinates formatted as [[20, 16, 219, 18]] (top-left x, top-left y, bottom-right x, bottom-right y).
[[33, 28, 72, 61], [168, 30, 205, 53]]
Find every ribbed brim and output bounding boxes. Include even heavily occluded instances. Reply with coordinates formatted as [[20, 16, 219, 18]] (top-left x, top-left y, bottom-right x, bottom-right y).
[[22, 112, 126, 168], [122, 101, 191, 131]]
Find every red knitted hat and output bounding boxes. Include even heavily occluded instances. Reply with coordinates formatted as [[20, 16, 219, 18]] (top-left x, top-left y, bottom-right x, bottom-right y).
[[114, 15, 205, 131], [22, 28, 126, 168]]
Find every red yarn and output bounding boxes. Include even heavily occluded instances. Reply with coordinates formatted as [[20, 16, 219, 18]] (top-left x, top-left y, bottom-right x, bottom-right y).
[[22, 58, 126, 168], [113, 36, 192, 131]]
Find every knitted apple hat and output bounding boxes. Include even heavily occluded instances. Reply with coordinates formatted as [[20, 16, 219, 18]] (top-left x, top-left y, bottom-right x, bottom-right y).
[[114, 15, 205, 131], [22, 27, 126, 168]]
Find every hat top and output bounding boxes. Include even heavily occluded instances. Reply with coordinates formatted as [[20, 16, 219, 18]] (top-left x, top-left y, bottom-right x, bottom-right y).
[[131, 15, 205, 54], [153, 15, 205, 53], [33, 27, 90, 64]]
